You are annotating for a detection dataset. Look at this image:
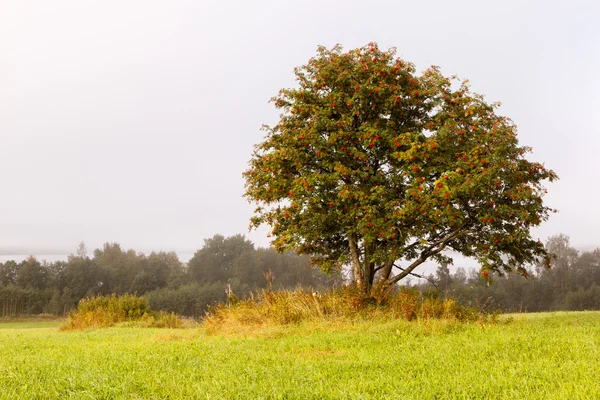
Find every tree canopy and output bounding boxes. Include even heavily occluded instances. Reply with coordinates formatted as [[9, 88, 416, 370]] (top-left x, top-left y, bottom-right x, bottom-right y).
[[244, 43, 558, 291]]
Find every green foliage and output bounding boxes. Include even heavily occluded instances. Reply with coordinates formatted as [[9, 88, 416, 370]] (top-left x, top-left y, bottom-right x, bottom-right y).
[[0, 285, 51, 317], [118, 311, 189, 329], [5, 232, 599, 319], [1, 312, 599, 398], [144, 282, 225, 318], [244, 43, 557, 289], [0, 236, 339, 318], [564, 284, 600, 311], [15, 257, 47, 290], [188, 234, 255, 283], [79, 293, 150, 318], [60, 293, 182, 330], [0, 261, 18, 286], [419, 234, 600, 313], [46, 287, 77, 316]]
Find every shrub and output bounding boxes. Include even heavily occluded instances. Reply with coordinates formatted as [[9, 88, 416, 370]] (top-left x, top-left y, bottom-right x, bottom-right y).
[[135, 312, 194, 329], [144, 283, 224, 318], [60, 294, 184, 330]]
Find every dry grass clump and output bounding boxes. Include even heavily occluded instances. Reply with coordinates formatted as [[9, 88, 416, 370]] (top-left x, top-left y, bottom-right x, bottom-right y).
[[60, 294, 185, 330], [204, 286, 481, 333]]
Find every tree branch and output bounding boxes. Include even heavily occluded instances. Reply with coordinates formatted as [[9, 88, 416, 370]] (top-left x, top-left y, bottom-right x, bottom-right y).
[[392, 263, 441, 291], [388, 227, 464, 285], [401, 228, 451, 257]]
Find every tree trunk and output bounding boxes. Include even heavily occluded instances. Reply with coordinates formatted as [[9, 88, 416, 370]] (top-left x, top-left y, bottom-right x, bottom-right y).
[[349, 234, 381, 292], [379, 260, 394, 282], [348, 233, 364, 288], [363, 244, 372, 290]]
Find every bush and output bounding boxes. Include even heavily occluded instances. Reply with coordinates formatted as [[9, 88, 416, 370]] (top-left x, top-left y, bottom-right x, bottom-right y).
[[60, 294, 183, 330], [144, 283, 225, 318]]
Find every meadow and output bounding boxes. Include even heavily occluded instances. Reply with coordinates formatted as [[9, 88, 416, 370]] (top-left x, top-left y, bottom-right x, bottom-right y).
[[0, 312, 598, 399]]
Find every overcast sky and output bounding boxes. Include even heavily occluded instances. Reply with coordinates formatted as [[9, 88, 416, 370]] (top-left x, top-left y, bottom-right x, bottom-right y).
[[1, 0, 599, 255]]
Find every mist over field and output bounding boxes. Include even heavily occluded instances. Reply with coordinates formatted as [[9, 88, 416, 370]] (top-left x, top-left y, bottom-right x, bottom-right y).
[[1, 0, 599, 255]]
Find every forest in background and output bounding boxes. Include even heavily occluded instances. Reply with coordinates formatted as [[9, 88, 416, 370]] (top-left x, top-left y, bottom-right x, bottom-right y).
[[412, 234, 600, 312], [0, 234, 340, 318], [0, 233, 598, 317]]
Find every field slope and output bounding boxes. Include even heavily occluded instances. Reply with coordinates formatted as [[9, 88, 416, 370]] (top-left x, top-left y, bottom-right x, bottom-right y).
[[0, 312, 598, 399]]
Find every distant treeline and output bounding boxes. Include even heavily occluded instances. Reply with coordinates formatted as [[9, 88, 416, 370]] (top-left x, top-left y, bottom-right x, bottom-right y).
[[413, 234, 600, 312], [1, 233, 598, 317], [0, 234, 341, 318]]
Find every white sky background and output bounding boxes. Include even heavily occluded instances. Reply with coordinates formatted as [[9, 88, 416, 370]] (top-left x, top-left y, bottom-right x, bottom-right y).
[[0, 0, 599, 256]]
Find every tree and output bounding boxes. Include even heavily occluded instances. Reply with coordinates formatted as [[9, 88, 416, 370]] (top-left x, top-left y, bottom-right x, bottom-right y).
[[244, 43, 557, 292], [92, 243, 140, 294], [435, 262, 452, 291], [75, 241, 88, 259], [0, 260, 19, 286], [16, 257, 47, 290], [188, 234, 255, 284], [129, 252, 183, 293], [542, 234, 579, 292], [453, 267, 468, 285], [573, 249, 600, 290]]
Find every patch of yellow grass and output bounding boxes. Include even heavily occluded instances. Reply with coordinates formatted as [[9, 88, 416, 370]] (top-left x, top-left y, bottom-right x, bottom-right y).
[[204, 286, 482, 335]]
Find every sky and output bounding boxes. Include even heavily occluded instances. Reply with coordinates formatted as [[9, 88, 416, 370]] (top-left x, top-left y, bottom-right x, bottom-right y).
[[1, 0, 599, 256]]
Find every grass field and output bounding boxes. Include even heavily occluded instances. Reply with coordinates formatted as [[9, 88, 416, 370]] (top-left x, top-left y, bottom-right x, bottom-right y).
[[0, 312, 598, 399]]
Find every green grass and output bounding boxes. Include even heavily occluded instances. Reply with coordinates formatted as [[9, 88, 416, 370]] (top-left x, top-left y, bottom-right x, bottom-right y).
[[0, 320, 62, 329], [0, 312, 598, 399]]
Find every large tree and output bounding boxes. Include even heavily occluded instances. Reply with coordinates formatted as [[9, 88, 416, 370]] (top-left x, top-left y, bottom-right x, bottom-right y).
[[244, 43, 557, 291]]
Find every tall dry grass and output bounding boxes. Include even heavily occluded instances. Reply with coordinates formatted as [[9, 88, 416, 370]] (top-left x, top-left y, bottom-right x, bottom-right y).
[[204, 285, 482, 333]]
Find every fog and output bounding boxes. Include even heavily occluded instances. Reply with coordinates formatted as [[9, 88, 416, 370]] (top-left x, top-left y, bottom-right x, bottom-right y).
[[1, 0, 598, 254]]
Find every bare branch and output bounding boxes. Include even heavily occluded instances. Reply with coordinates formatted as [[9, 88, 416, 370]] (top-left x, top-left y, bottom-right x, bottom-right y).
[[373, 264, 385, 272], [388, 227, 464, 285], [392, 263, 441, 291]]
